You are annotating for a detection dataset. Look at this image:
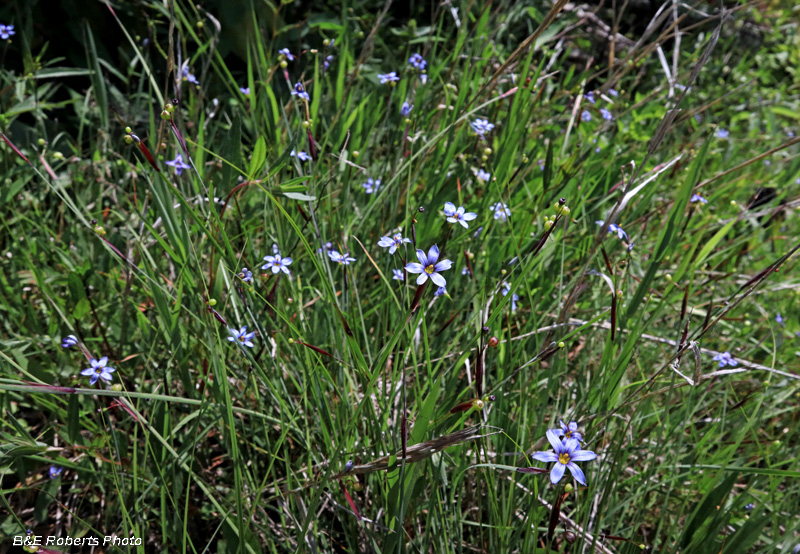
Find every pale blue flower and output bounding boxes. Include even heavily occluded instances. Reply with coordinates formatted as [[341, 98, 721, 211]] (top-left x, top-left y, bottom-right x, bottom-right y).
[[475, 169, 490, 182], [239, 87, 250, 95], [165, 153, 191, 176], [278, 48, 295, 61], [712, 351, 737, 368], [444, 202, 477, 229], [600, 108, 613, 121], [581, 110, 592, 122], [182, 66, 199, 85], [404, 244, 453, 287], [595, 220, 628, 242], [470, 118, 495, 137], [550, 420, 583, 443], [690, 194, 708, 204], [609, 88, 618, 97], [501, 282, 519, 312], [328, 250, 356, 265], [292, 82, 310, 101], [61, 335, 79, 348], [49, 466, 63, 479], [378, 72, 399, 84], [585, 91, 595, 104], [362, 178, 381, 194], [775, 313, 784, 327], [716, 128, 729, 139], [401, 102, 413, 116], [532, 430, 597, 485], [378, 233, 411, 254], [228, 326, 256, 348], [238, 268, 253, 283], [392, 269, 404, 281], [461, 267, 469, 275], [0, 24, 15, 40], [81, 357, 115, 385], [291, 150, 312, 162], [408, 53, 427, 70], [324, 55, 334, 70], [490, 202, 511, 221], [262, 253, 293, 275], [434, 286, 447, 297]]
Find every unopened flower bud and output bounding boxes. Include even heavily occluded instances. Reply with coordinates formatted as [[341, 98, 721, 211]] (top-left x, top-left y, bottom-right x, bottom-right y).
[[37, 138, 46, 146], [53, 152, 64, 160], [353, 150, 360, 158], [160, 110, 171, 120], [208, 299, 217, 306], [112, 383, 123, 392], [483, 147, 492, 156], [280, 60, 288, 68], [288, 338, 294, 344], [482, 326, 490, 334], [323, 39, 330, 47], [522, 155, 529, 163], [94, 225, 106, 235], [564, 483, 574, 492], [558, 341, 565, 348], [544, 220, 553, 230]]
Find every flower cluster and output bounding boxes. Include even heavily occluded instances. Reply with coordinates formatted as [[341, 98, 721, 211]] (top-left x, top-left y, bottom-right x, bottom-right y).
[[278, 48, 295, 61], [532, 422, 597, 485]]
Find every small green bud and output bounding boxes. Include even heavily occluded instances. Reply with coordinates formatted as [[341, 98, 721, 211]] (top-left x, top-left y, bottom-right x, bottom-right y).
[[124, 135, 134, 145], [94, 225, 106, 236], [53, 152, 64, 160], [37, 138, 46, 146], [112, 383, 123, 392], [125, 126, 132, 134], [558, 341, 565, 348], [483, 147, 492, 156], [544, 220, 553, 230], [280, 60, 288, 68], [160, 110, 171, 120], [352, 150, 360, 158], [522, 155, 529, 163], [288, 338, 294, 344], [165, 103, 175, 113], [208, 298, 217, 306], [196, 21, 204, 29], [561, 206, 571, 216], [323, 39, 330, 47], [564, 483, 574, 492]]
